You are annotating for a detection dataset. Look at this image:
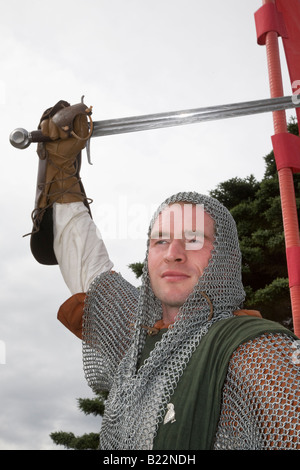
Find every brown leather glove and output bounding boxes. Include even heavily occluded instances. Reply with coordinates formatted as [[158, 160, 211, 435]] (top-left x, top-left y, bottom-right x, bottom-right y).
[[36, 100, 92, 207], [29, 100, 93, 266]]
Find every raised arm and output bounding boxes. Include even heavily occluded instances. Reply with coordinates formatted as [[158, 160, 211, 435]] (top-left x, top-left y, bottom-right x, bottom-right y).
[[29, 99, 113, 294]]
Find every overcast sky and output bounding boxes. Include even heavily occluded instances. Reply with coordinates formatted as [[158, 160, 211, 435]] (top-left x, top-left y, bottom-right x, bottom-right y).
[[0, 0, 296, 450]]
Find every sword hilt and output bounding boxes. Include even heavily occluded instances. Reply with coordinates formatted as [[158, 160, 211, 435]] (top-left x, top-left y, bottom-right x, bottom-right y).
[[10, 100, 93, 149], [9, 128, 51, 149], [9, 124, 93, 150], [9, 126, 93, 164]]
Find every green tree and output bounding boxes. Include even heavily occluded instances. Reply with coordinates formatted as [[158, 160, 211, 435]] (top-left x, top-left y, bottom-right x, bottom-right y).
[[50, 391, 108, 450], [210, 118, 300, 328], [128, 261, 144, 279]]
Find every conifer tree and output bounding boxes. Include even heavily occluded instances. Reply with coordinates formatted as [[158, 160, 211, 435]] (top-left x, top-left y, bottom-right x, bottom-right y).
[[209, 118, 299, 328], [50, 392, 108, 450]]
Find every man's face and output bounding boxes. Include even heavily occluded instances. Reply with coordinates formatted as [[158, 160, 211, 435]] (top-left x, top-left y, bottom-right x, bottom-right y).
[[148, 202, 215, 323]]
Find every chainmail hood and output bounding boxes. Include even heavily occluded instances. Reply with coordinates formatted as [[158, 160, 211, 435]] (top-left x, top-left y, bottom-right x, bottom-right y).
[[83, 191, 246, 449], [140, 191, 245, 329]]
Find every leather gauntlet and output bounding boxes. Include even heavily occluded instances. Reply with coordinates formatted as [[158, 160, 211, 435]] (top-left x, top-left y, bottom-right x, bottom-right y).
[[29, 99, 93, 265]]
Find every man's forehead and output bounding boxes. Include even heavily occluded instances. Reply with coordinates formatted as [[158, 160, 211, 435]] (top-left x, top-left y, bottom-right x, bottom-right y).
[[151, 202, 214, 237]]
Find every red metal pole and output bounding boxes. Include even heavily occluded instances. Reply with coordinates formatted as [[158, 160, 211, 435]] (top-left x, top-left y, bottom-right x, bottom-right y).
[[262, 0, 300, 335]]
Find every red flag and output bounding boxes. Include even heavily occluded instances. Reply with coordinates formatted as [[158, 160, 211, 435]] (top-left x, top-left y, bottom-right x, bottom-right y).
[[276, 0, 300, 127]]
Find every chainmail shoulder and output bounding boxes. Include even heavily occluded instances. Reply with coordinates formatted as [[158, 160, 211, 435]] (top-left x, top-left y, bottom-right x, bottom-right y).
[[214, 332, 300, 450], [82, 270, 139, 392]]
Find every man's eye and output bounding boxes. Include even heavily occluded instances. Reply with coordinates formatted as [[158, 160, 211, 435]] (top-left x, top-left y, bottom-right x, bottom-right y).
[[186, 237, 200, 243], [155, 239, 168, 245]]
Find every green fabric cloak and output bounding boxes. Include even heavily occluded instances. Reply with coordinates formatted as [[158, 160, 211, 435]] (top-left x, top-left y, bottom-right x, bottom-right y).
[[138, 316, 296, 450]]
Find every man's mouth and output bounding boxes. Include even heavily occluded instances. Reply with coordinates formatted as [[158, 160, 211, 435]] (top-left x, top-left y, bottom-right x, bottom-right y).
[[161, 271, 190, 281]]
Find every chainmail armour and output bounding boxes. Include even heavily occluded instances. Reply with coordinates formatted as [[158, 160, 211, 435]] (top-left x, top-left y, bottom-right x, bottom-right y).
[[82, 192, 300, 450]]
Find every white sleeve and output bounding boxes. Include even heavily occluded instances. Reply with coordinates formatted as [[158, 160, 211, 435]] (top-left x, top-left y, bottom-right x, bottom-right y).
[[53, 202, 114, 294]]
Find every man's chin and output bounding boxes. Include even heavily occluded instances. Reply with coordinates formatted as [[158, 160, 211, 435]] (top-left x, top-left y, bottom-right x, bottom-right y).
[[162, 293, 191, 310]]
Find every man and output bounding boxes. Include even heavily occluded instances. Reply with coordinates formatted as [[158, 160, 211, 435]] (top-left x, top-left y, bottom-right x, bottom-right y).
[[29, 101, 300, 450]]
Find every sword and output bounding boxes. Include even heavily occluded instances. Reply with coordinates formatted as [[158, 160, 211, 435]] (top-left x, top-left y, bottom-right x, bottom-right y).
[[9, 95, 300, 152]]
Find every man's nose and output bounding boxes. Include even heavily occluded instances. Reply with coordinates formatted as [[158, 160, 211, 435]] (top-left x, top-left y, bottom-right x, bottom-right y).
[[164, 239, 187, 263]]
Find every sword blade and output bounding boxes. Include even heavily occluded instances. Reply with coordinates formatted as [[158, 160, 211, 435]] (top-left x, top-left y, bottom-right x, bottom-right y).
[[91, 95, 299, 137]]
